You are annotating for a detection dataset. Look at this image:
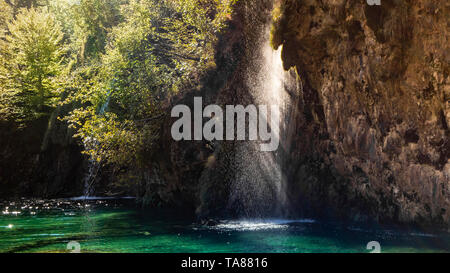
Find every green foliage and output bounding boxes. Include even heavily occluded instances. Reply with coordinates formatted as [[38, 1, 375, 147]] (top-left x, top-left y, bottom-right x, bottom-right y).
[[0, 0, 237, 169], [64, 0, 237, 167], [72, 0, 125, 62], [0, 6, 66, 122], [0, 1, 13, 30], [270, 2, 284, 50]]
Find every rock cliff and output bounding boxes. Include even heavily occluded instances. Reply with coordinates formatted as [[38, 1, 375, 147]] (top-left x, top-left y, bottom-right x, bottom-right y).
[[271, 0, 449, 227], [2, 0, 448, 229], [141, 0, 449, 228]]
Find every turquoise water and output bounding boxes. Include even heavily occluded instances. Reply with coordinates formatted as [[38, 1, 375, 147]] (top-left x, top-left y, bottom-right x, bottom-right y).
[[1, 199, 449, 253]]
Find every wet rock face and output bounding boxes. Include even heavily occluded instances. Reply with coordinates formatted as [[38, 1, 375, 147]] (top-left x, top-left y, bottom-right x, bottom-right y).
[[0, 109, 84, 198], [138, 0, 277, 216], [273, 0, 449, 227]]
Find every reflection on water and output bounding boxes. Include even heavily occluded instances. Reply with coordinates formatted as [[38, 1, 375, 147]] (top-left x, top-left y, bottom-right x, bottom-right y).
[[211, 219, 315, 231], [0, 199, 449, 253]]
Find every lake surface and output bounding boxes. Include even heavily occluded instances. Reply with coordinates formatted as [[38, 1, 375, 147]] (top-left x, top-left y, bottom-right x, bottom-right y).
[[1, 199, 449, 253]]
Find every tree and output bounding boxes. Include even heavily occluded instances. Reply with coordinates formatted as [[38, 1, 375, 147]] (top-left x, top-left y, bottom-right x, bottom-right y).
[[3, 0, 39, 11], [1, 7, 65, 121], [72, 0, 124, 62], [64, 0, 237, 167], [0, 1, 14, 121]]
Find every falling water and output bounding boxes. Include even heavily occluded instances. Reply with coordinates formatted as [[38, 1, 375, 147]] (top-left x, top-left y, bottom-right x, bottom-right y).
[[80, 90, 112, 198], [81, 137, 99, 197], [227, 24, 300, 218]]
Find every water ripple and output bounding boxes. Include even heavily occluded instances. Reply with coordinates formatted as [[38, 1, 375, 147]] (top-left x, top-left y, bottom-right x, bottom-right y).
[[211, 219, 316, 231]]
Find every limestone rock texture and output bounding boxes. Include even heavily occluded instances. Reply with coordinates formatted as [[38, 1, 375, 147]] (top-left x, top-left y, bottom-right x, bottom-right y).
[[271, 0, 449, 227], [137, 0, 449, 228]]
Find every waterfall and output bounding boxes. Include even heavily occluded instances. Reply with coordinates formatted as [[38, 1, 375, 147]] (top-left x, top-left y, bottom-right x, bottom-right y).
[[80, 89, 112, 198], [82, 137, 99, 197], [227, 24, 300, 218]]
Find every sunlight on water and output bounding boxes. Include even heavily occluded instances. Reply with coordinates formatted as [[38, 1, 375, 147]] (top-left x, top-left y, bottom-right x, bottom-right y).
[[212, 219, 316, 231], [0, 200, 449, 253]]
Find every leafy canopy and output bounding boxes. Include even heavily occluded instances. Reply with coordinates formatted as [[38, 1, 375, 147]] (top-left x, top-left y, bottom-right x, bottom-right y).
[[0, 0, 238, 169], [0, 6, 65, 122]]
